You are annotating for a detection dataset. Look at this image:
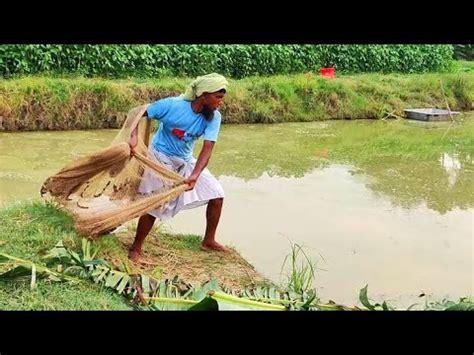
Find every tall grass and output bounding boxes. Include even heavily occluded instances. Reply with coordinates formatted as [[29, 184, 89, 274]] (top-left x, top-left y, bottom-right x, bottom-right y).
[[280, 241, 318, 295], [0, 72, 473, 131]]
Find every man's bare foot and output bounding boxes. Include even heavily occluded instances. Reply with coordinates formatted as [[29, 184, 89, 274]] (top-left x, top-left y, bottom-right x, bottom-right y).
[[128, 248, 141, 262], [201, 241, 229, 252]]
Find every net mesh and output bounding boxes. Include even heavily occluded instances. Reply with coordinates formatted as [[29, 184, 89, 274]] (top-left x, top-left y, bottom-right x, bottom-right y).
[[40, 104, 187, 238]]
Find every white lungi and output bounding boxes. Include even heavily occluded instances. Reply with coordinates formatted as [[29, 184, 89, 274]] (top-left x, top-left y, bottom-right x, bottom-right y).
[[138, 146, 225, 219]]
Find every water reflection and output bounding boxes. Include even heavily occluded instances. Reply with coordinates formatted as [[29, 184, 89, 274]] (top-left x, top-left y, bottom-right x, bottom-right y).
[[439, 152, 462, 188], [165, 165, 473, 306], [1, 122, 473, 215]]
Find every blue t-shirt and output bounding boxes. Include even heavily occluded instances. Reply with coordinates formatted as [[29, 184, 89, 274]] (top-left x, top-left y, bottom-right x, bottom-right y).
[[147, 97, 222, 161]]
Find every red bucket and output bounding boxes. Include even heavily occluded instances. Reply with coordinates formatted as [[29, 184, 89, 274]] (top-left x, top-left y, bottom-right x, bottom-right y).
[[320, 67, 335, 78]]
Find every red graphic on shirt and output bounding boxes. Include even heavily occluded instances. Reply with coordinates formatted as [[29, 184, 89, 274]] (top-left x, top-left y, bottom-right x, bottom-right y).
[[172, 128, 185, 139]]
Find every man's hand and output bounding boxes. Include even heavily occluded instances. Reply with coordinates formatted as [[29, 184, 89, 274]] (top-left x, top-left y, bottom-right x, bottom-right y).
[[184, 175, 198, 191]]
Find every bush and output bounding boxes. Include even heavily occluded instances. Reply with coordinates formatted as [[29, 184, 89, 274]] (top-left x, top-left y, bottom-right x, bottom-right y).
[[0, 45, 454, 79]]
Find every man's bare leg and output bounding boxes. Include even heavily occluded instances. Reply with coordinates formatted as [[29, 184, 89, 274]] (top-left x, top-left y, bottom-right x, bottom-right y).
[[128, 214, 156, 262], [201, 198, 228, 252]]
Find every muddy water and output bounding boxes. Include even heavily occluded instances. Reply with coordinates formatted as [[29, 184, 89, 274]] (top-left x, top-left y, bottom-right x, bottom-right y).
[[1, 121, 472, 306]]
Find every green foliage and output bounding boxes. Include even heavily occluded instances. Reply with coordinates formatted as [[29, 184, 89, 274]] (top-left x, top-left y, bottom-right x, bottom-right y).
[[359, 285, 394, 311], [358, 285, 474, 311], [0, 239, 318, 310], [0, 45, 454, 79]]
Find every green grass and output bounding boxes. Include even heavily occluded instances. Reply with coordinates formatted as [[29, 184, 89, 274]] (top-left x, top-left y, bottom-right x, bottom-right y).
[[449, 60, 474, 73], [0, 280, 132, 310], [159, 234, 202, 251], [0, 201, 132, 310], [0, 201, 75, 262]]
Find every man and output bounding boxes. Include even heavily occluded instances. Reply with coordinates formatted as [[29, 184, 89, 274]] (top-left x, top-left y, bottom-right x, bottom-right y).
[[128, 73, 229, 262]]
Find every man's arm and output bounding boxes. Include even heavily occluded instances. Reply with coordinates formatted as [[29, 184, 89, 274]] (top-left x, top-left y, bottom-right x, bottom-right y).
[[129, 111, 148, 151], [185, 140, 215, 191]]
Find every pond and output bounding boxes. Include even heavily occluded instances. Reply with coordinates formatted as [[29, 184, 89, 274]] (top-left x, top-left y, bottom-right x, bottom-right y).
[[1, 119, 472, 306]]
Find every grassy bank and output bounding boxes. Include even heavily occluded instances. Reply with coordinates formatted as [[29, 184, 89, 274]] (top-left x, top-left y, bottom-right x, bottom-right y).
[[0, 71, 473, 130]]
